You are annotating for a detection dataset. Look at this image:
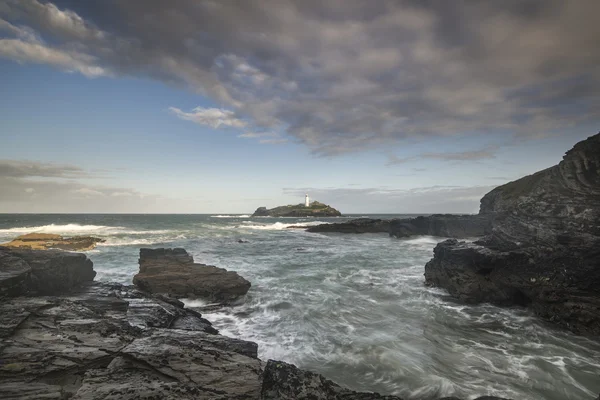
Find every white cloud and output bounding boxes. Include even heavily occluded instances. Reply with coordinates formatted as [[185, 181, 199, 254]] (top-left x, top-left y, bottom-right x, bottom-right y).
[[0, 38, 106, 77], [24, 187, 35, 193], [72, 188, 105, 197], [169, 106, 246, 129]]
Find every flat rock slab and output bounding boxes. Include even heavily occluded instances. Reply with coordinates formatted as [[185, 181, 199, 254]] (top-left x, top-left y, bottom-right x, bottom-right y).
[[133, 248, 251, 303], [1, 233, 105, 251]]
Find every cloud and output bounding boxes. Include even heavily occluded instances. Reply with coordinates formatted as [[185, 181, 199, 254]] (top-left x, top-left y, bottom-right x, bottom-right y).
[[283, 185, 496, 213], [386, 147, 497, 165], [238, 132, 278, 139], [0, 159, 89, 178], [169, 106, 246, 129], [1, 0, 599, 154], [259, 138, 288, 145]]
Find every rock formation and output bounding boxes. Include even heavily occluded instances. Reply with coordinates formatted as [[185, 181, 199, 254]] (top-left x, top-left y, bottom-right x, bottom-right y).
[[425, 132, 600, 335], [304, 218, 391, 233], [1, 233, 105, 251], [252, 201, 342, 217], [302, 215, 490, 238], [132, 248, 251, 303], [0, 246, 96, 297], [0, 246, 514, 399]]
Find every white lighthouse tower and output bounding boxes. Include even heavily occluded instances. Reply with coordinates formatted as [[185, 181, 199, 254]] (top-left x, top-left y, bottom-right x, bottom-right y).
[[305, 193, 310, 207]]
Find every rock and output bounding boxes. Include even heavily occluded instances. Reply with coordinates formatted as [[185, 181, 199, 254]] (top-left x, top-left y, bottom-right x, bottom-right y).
[[237, 239, 249, 243], [132, 248, 251, 303], [0, 281, 261, 400], [389, 215, 491, 238], [252, 201, 342, 217], [306, 218, 391, 233], [0, 246, 95, 297], [261, 359, 404, 399], [425, 132, 600, 335], [1, 233, 105, 251], [302, 215, 490, 237]]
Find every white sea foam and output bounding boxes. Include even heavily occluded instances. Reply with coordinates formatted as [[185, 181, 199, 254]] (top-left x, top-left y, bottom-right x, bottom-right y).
[[239, 221, 330, 230], [0, 224, 123, 234]]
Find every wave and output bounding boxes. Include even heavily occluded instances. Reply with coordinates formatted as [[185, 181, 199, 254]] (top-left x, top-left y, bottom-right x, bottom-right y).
[[211, 215, 251, 218], [238, 221, 330, 230], [0, 224, 123, 234]]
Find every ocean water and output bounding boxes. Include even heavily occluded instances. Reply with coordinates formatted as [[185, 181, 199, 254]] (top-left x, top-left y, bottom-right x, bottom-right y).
[[1, 214, 599, 400]]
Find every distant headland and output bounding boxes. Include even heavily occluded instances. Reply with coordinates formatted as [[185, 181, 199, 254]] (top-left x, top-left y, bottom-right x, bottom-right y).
[[252, 195, 342, 217]]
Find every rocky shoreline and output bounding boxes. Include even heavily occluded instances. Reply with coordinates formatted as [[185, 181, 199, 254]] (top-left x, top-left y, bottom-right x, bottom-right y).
[[0, 245, 513, 400]]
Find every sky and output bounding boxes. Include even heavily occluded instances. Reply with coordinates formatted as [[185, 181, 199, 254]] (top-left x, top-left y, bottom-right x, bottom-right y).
[[0, 0, 598, 214]]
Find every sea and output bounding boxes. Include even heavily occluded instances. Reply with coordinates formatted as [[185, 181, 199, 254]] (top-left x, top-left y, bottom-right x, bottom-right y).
[[0, 214, 599, 400]]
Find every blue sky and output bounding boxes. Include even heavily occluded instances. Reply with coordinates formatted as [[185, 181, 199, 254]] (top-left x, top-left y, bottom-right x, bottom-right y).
[[0, 1, 598, 213]]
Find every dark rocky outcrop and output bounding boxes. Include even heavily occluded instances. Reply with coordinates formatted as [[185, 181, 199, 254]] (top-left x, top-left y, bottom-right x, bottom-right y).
[[306, 218, 391, 233], [252, 201, 342, 217], [1, 233, 105, 251], [426, 132, 600, 335], [132, 248, 251, 303], [302, 215, 490, 238], [0, 246, 96, 297], [389, 215, 491, 238]]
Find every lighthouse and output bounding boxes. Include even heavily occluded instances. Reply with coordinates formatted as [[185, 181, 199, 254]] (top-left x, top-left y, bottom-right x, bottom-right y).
[[305, 194, 310, 207]]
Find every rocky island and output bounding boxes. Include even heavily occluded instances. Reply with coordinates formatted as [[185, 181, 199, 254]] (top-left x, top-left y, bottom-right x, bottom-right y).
[[252, 200, 342, 217]]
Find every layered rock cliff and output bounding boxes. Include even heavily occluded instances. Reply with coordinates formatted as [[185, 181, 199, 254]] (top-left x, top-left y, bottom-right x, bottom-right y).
[[425, 132, 600, 335]]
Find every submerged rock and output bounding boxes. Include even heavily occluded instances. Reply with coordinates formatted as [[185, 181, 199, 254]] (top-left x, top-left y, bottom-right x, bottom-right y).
[[1, 233, 105, 251], [252, 201, 342, 217], [426, 132, 600, 335], [132, 248, 251, 303]]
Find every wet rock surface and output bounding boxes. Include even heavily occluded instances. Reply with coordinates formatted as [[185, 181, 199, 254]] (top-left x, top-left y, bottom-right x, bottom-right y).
[[132, 248, 251, 303], [426, 132, 600, 335], [1, 233, 105, 251]]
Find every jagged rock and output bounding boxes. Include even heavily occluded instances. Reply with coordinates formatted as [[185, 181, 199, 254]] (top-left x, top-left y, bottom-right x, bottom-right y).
[[261, 360, 404, 399], [0, 246, 95, 297], [1, 233, 105, 251], [0, 281, 261, 399], [252, 201, 342, 217], [306, 218, 391, 233], [389, 215, 491, 238], [426, 132, 600, 335], [132, 248, 251, 303]]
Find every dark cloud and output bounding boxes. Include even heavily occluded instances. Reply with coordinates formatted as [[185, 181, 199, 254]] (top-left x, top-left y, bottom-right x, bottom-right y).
[[283, 185, 495, 213], [386, 146, 497, 165], [1, 0, 599, 154]]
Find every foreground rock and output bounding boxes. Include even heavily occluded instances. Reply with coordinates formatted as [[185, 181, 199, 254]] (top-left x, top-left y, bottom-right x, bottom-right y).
[[133, 248, 251, 303], [426, 132, 600, 335], [1, 233, 105, 251], [0, 246, 95, 297], [303, 215, 490, 238], [252, 201, 342, 217]]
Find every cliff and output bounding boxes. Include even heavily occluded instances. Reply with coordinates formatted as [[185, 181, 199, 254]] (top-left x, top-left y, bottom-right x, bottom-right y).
[[252, 201, 342, 217], [425, 132, 600, 335]]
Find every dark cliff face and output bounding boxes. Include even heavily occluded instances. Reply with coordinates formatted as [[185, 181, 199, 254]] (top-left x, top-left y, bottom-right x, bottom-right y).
[[425, 132, 600, 335]]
